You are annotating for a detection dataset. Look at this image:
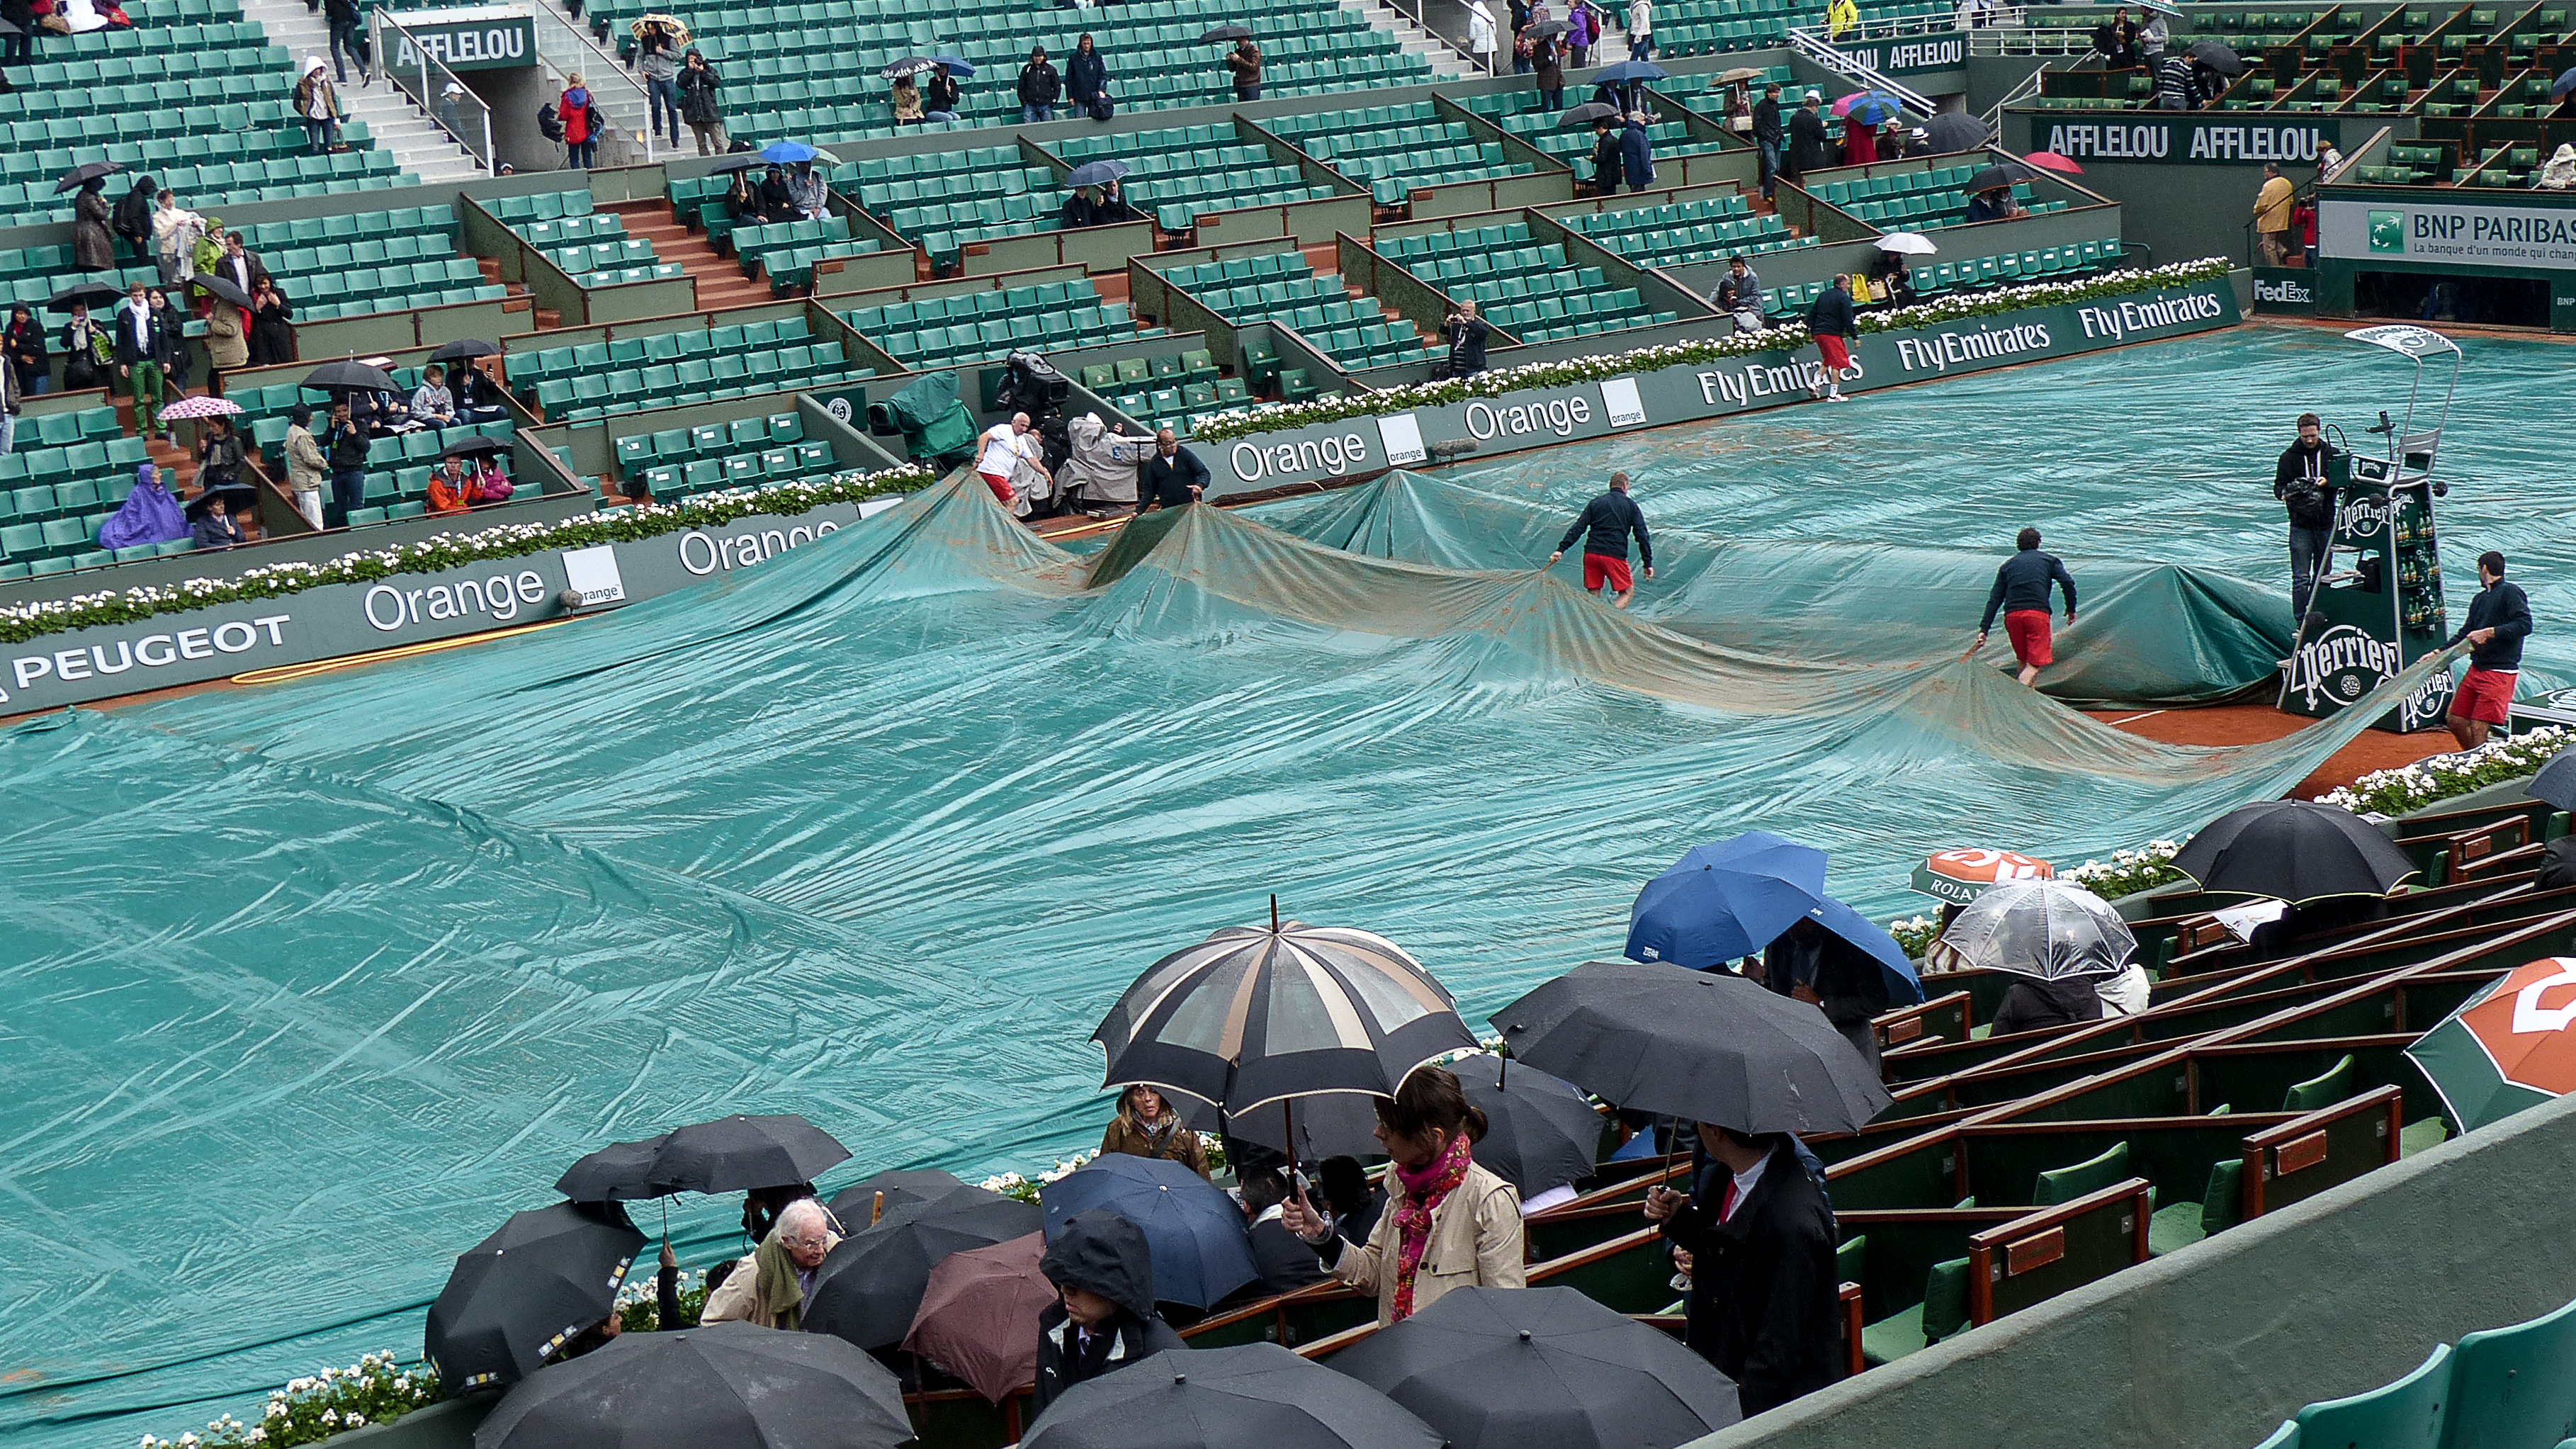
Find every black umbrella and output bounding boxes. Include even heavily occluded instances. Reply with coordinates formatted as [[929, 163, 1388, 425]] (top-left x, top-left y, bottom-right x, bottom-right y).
[[0, 17, 21, 34], [2168, 800, 2420, 903], [2529, 746, 2576, 811], [425, 1201, 644, 1393], [55, 160, 123, 194], [428, 337, 500, 364], [555, 1132, 673, 1202], [190, 274, 253, 310], [879, 55, 937, 79], [803, 1186, 1041, 1350], [1967, 164, 2017, 194], [442, 436, 509, 461], [1528, 18, 1571, 36], [473, 1320, 913, 1449], [47, 281, 124, 312], [1199, 23, 1254, 41], [303, 359, 398, 393], [1447, 1054, 1603, 1197], [1490, 960, 1892, 1135], [706, 153, 764, 174], [1022, 1342, 1444, 1449], [2187, 38, 2246, 74], [1557, 101, 1620, 128], [1092, 911, 1476, 1138], [1328, 1286, 1742, 1449], [646, 1112, 851, 1195], [1920, 111, 1987, 153], [824, 1167, 970, 1231], [1189, 1091, 1384, 1162]]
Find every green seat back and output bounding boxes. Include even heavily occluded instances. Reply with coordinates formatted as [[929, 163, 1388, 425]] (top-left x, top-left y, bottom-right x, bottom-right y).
[[2442, 1295, 2576, 1449], [2283, 1054, 2355, 1112], [1835, 1234, 1865, 1285], [1923, 1256, 1971, 1342], [2201, 1158, 2244, 1236], [2293, 1343, 2451, 1449], [2035, 1141, 2131, 1207]]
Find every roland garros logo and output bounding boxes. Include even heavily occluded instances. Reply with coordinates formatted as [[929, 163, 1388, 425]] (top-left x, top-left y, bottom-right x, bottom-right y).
[[2286, 624, 2402, 711]]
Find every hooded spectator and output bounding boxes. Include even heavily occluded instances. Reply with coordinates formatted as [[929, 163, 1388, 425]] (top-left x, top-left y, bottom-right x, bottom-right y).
[[1067, 34, 1110, 120], [99, 464, 188, 549], [200, 288, 247, 378], [248, 277, 294, 366], [560, 74, 598, 168], [60, 301, 109, 390], [1019, 45, 1061, 123], [679, 49, 726, 154], [2541, 143, 2576, 190], [1280, 1065, 1527, 1324], [784, 161, 825, 220], [1033, 1211, 1187, 1416], [113, 175, 157, 263], [293, 58, 344, 155], [1619, 112, 1656, 191], [1097, 1085, 1210, 1177], [72, 176, 117, 271]]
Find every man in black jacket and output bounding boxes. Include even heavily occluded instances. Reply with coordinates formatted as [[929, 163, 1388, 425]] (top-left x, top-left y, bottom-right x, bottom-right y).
[[1442, 299, 1491, 378], [1237, 1169, 1329, 1297], [1547, 470, 1654, 609], [1751, 83, 1785, 198], [1644, 1125, 1842, 1418], [1031, 1210, 1186, 1419], [2272, 412, 2337, 619], [1136, 427, 1209, 512], [113, 282, 173, 441], [1018, 46, 1061, 123], [1975, 526, 2079, 687], [1587, 117, 1625, 196], [2445, 550, 2534, 752], [1712, 254, 1763, 332]]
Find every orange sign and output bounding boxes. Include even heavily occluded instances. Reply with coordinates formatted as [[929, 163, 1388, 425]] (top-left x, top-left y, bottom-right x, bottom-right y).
[[1924, 849, 2055, 884], [2456, 957, 2576, 1095]]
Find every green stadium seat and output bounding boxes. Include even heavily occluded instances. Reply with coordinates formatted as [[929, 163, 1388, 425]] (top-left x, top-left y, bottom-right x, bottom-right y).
[[2292, 1344, 2450, 1449], [2283, 1055, 2354, 1112], [2148, 1159, 2244, 1257], [1862, 1258, 1972, 1366], [2034, 1142, 2130, 1205], [2441, 1296, 2576, 1449]]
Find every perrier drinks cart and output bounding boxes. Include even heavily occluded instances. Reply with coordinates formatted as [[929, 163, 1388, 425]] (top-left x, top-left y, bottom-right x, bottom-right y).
[[2277, 325, 2464, 733]]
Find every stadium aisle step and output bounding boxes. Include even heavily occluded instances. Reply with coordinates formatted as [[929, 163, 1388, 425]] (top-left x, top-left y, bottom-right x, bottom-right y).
[[235, 0, 485, 184], [609, 201, 773, 310], [1340, 0, 1483, 79]]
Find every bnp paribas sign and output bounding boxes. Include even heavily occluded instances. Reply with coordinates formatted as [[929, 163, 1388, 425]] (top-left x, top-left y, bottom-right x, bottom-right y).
[[2320, 197, 2576, 271]]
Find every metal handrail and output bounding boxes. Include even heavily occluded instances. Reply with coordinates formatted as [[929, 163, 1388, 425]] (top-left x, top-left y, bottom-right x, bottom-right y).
[[527, 5, 655, 166], [1981, 55, 2051, 129], [370, 6, 496, 174], [1784, 26, 1937, 115]]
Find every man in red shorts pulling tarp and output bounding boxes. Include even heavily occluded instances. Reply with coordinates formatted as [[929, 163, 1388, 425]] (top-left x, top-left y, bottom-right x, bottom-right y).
[[2444, 550, 2533, 752], [1549, 470, 1655, 609], [1973, 526, 2079, 687]]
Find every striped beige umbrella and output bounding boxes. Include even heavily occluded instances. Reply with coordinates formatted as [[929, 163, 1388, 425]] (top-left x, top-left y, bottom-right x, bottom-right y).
[[1092, 902, 1476, 1133]]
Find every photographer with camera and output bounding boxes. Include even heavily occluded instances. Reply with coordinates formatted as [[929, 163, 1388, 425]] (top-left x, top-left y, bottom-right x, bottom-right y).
[[1440, 299, 1491, 379], [2273, 411, 2338, 620]]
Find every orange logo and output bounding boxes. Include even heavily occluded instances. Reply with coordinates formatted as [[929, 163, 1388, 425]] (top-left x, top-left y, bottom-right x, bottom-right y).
[[1924, 849, 2055, 884], [2459, 957, 2576, 1095]]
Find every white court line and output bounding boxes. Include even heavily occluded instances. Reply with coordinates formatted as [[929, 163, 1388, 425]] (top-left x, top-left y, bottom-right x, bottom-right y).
[[2105, 710, 2168, 727]]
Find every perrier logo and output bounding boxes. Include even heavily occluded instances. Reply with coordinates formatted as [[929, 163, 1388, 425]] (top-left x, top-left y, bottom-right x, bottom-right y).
[[2368, 210, 2406, 253]]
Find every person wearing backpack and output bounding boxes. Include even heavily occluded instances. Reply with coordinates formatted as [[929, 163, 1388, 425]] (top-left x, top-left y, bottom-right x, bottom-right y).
[[323, 0, 367, 84], [2272, 411, 2338, 620]]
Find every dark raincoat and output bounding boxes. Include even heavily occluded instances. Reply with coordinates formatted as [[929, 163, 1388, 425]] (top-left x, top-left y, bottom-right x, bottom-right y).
[[1659, 1138, 1843, 1416], [1032, 1210, 1186, 1418]]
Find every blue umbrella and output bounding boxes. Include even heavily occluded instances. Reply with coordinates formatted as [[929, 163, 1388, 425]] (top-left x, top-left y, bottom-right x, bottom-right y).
[[1038, 1155, 1257, 1309], [757, 140, 819, 164], [1063, 159, 1129, 190], [1802, 896, 1926, 1005], [1624, 831, 1828, 970], [1589, 59, 1668, 84], [2552, 66, 2576, 100], [1838, 91, 1904, 127], [932, 55, 976, 77]]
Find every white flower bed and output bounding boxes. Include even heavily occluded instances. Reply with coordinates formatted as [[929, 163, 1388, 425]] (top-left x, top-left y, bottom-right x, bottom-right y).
[[2314, 726, 2571, 818]]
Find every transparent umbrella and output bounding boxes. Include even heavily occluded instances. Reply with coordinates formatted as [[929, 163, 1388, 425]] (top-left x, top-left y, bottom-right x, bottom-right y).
[[1923, 879, 2135, 980]]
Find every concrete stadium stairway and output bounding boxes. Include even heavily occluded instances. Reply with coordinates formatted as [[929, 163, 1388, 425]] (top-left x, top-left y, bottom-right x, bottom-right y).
[[235, 0, 489, 185], [1344, 0, 1484, 80], [606, 199, 773, 311]]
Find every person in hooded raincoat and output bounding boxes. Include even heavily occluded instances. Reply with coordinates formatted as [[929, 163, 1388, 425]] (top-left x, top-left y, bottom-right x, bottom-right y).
[[98, 464, 188, 551], [1060, 412, 1156, 513], [1031, 1210, 1187, 1418]]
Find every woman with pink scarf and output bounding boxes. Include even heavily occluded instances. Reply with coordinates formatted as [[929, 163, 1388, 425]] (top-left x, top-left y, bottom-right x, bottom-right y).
[[1281, 1065, 1524, 1323]]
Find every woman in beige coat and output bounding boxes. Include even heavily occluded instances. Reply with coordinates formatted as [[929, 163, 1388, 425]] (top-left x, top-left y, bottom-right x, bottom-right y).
[[700, 1197, 840, 1329], [1282, 1065, 1524, 1324]]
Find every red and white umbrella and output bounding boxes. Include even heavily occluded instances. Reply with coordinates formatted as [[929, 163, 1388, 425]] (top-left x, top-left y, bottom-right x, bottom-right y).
[[157, 395, 244, 421], [2021, 150, 2084, 176]]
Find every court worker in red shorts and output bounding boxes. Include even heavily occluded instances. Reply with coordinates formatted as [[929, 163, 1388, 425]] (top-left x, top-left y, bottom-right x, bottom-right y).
[[1973, 525, 2079, 687], [2444, 549, 2533, 752], [1547, 470, 1655, 609]]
